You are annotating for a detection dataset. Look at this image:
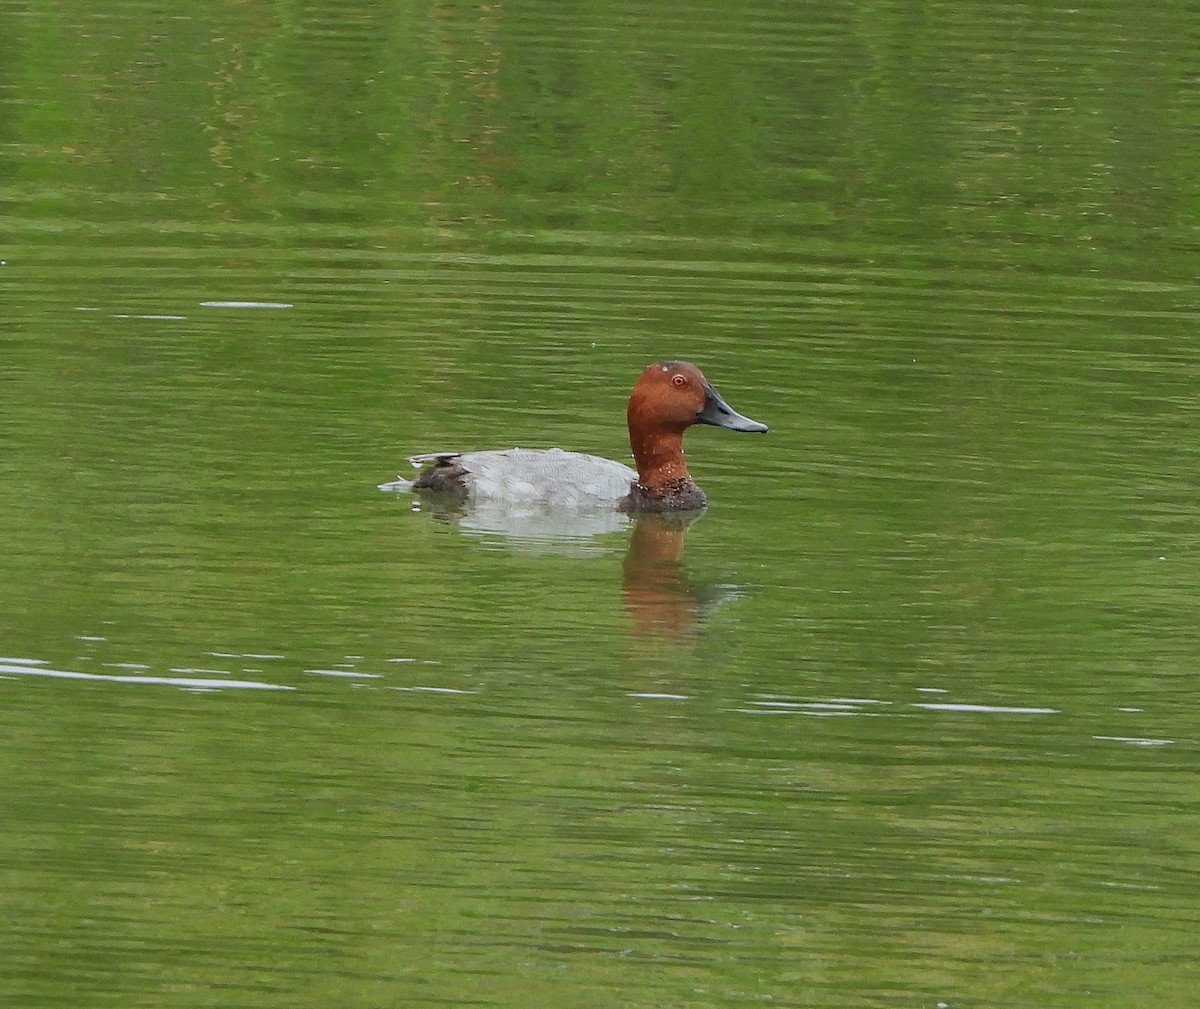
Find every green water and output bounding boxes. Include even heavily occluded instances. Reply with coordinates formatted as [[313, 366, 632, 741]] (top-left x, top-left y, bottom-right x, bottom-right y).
[[3, 2, 1199, 1007]]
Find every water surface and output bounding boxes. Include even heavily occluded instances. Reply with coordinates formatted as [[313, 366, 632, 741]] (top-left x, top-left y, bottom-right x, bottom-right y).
[[3, 1, 1200, 1006]]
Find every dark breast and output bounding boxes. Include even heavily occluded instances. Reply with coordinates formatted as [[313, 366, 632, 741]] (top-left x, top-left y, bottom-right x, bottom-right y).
[[619, 477, 708, 513]]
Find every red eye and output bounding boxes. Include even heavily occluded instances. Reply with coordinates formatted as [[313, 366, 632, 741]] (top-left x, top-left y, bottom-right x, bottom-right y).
[[671, 374, 686, 388]]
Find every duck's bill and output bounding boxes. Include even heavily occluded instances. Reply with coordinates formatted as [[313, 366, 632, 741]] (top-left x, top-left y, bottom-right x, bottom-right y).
[[697, 384, 768, 433]]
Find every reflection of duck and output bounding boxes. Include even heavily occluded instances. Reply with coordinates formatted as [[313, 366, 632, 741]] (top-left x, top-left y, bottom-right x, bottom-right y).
[[407, 490, 631, 547], [381, 361, 766, 511], [400, 497, 741, 631], [622, 511, 706, 636]]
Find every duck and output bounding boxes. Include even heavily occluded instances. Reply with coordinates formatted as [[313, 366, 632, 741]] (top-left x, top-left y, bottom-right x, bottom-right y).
[[382, 361, 767, 512]]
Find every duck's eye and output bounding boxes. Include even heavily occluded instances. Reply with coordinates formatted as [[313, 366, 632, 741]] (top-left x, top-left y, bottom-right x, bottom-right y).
[[671, 374, 686, 388]]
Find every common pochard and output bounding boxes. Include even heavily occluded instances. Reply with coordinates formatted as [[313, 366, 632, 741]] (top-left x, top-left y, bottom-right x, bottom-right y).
[[381, 361, 767, 512]]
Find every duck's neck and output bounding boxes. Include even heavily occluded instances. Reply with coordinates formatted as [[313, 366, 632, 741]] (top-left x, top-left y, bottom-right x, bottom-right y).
[[631, 429, 691, 489]]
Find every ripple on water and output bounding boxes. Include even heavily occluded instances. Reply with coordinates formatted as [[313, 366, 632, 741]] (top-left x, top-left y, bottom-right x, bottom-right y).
[[0, 660, 293, 692]]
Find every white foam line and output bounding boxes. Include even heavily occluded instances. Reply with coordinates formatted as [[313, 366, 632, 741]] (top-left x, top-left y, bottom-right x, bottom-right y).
[[913, 703, 1058, 714], [1093, 736, 1174, 747], [200, 301, 293, 309], [306, 669, 380, 679], [825, 698, 892, 705], [0, 663, 293, 691]]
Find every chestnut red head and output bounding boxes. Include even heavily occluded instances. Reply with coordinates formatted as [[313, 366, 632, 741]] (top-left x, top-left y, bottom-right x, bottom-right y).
[[627, 361, 767, 437]]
